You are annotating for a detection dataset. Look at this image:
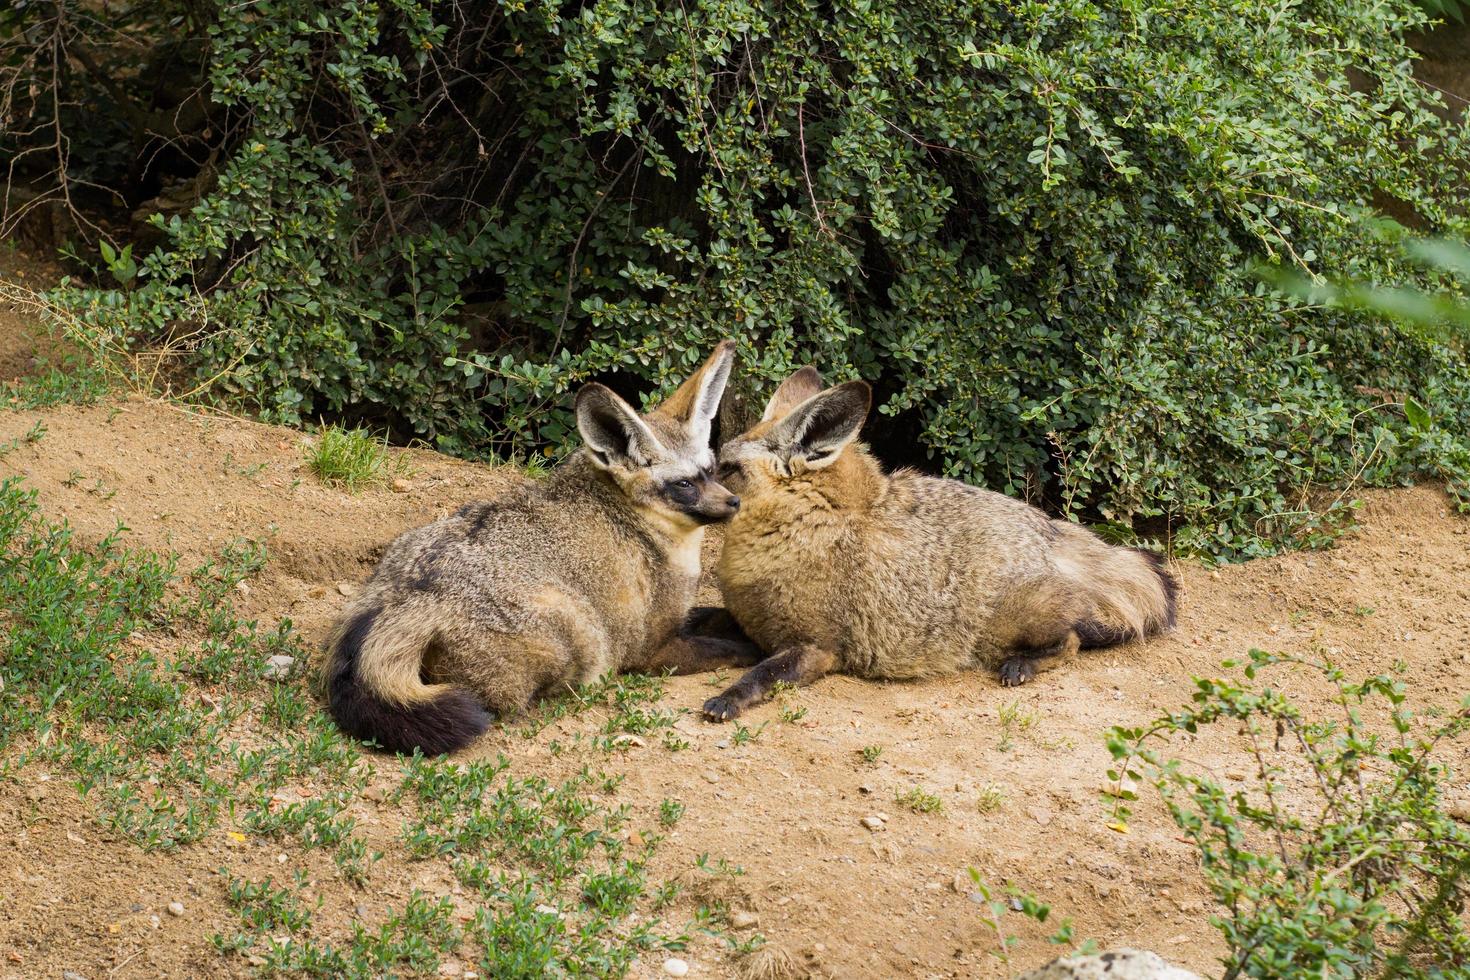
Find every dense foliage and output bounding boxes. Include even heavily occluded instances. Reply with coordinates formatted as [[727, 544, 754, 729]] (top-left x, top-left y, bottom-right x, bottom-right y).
[[5, 0, 1470, 555], [1108, 651, 1470, 978]]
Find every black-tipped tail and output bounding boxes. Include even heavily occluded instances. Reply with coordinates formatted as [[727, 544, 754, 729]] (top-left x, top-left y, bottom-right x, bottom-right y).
[[1074, 547, 1178, 649], [1138, 547, 1179, 629], [326, 606, 492, 755]]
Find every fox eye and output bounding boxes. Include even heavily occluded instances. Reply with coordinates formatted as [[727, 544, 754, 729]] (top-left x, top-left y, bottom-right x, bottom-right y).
[[671, 479, 694, 491]]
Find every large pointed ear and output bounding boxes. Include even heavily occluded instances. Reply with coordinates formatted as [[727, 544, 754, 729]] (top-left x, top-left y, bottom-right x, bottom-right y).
[[769, 380, 871, 470], [654, 340, 737, 445], [575, 383, 664, 469], [761, 366, 825, 422]]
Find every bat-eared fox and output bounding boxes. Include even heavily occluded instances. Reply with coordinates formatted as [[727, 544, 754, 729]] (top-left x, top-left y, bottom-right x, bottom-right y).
[[701, 366, 1178, 721], [324, 342, 760, 753]]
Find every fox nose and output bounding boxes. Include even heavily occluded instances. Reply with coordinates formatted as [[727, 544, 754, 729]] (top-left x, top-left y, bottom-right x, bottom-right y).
[[727, 495, 741, 511]]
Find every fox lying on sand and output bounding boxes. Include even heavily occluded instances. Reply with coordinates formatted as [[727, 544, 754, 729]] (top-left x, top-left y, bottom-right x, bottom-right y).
[[324, 342, 762, 753], [701, 367, 1177, 721]]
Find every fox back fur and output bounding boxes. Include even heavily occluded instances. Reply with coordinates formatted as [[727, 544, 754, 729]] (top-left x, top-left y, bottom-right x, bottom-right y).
[[324, 342, 760, 753], [703, 367, 1177, 720]]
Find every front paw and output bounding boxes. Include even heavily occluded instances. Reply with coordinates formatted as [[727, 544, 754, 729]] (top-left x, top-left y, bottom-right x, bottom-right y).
[[702, 695, 742, 722], [997, 658, 1035, 687]]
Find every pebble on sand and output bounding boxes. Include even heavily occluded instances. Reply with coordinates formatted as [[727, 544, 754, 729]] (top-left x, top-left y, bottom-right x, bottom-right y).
[[167, 901, 185, 917], [663, 957, 690, 977]]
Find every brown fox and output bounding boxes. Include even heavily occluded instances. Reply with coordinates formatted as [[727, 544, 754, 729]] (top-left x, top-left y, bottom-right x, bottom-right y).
[[324, 342, 761, 753], [701, 367, 1177, 721]]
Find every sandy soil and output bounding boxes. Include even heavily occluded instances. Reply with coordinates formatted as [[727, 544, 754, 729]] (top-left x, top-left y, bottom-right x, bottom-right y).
[[1, 385, 1468, 980]]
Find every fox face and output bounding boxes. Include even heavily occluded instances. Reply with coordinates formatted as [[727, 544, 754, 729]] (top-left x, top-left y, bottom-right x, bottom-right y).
[[576, 341, 743, 527], [716, 366, 872, 498]]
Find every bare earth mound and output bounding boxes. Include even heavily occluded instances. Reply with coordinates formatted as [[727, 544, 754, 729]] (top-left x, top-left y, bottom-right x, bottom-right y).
[[2, 395, 1468, 979]]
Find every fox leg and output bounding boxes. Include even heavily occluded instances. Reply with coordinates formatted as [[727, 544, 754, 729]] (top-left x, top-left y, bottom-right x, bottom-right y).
[[702, 643, 837, 722], [997, 629, 1081, 687], [682, 606, 754, 644], [636, 633, 765, 676]]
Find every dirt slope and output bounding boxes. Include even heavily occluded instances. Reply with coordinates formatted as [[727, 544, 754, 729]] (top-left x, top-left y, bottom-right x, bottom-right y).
[[2, 393, 1468, 979]]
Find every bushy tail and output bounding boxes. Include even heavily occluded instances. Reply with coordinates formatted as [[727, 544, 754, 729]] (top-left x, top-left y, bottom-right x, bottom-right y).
[[1055, 528, 1178, 649], [324, 603, 492, 755]]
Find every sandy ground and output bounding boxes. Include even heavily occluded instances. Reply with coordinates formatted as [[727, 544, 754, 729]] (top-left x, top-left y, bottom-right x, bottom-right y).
[[1, 382, 1468, 979]]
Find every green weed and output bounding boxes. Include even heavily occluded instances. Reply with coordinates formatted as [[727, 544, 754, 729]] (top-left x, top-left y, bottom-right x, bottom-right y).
[[306, 424, 407, 491]]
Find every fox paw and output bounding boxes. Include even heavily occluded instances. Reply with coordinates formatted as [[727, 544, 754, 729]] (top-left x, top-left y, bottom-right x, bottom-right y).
[[997, 658, 1036, 687], [702, 696, 742, 722]]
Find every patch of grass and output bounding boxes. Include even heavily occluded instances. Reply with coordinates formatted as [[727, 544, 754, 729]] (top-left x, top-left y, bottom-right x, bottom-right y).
[[0, 419, 46, 457], [0, 472, 701, 974], [4, 354, 109, 410], [896, 786, 943, 814], [771, 681, 807, 723], [731, 720, 767, 746], [997, 699, 1038, 752], [305, 423, 407, 491], [219, 877, 461, 978], [858, 744, 883, 765], [398, 753, 674, 973], [975, 784, 1005, 815]]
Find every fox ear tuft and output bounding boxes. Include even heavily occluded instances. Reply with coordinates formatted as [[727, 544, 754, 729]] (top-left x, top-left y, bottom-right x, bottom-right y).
[[770, 380, 871, 470], [575, 384, 663, 468], [761, 366, 824, 423]]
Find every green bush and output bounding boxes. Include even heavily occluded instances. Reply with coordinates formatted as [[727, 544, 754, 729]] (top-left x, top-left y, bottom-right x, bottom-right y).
[[1107, 651, 1470, 978], [7, 0, 1470, 555]]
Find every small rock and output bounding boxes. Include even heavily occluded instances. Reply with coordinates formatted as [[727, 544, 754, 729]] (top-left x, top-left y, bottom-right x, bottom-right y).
[[362, 784, 390, 803], [611, 734, 646, 749], [731, 910, 758, 929], [167, 901, 185, 917], [1027, 805, 1054, 826], [1016, 947, 1203, 979], [1226, 770, 1247, 781], [860, 815, 885, 831], [715, 739, 731, 749], [336, 582, 357, 597], [438, 962, 463, 977], [1447, 804, 1470, 823], [236, 579, 251, 596], [263, 655, 296, 681], [391, 478, 412, 493], [150, 915, 160, 929], [859, 783, 875, 794], [1009, 896, 1025, 911], [702, 770, 720, 784], [63, 972, 88, 980], [952, 869, 972, 893], [663, 958, 690, 977]]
